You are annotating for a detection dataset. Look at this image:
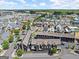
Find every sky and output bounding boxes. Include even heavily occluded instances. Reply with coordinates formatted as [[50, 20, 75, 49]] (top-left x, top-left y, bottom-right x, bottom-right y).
[[0, 0, 79, 9]]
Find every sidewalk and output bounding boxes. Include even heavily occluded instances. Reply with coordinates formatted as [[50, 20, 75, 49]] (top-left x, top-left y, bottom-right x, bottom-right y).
[[3, 43, 14, 57], [22, 53, 51, 57]]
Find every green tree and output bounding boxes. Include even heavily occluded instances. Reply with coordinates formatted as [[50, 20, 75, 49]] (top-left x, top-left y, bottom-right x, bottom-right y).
[[53, 11, 62, 15], [26, 20, 31, 30], [30, 11, 35, 14], [22, 21, 27, 30], [67, 12, 74, 15], [16, 49, 24, 56], [22, 24, 26, 30], [22, 20, 31, 30], [8, 35, 14, 43], [2, 40, 9, 50], [14, 29, 20, 36], [31, 32, 37, 39], [51, 48, 57, 54]]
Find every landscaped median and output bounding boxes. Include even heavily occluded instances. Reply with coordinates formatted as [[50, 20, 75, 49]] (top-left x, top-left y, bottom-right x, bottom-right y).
[[12, 48, 33, 58], [0, 34, 14, 56], [0, 45, 7, 56], [12, 49, 25, 58], [0, 40, 9, 56]]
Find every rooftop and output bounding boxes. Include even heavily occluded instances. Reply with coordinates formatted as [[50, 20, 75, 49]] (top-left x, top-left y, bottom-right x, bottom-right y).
[[35, 32, 75, 38]]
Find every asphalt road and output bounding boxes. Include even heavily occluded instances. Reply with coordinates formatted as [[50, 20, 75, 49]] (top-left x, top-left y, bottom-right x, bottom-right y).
[[21, 57, 57, 59], [20, 54, 79, 59], [20, 48, 79, 59]]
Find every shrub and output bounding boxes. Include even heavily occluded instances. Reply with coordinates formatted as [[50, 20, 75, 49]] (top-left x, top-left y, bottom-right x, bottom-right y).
[[26, 20, 31, 30], [2, 40, 9, 50], [16, 49, 24, 56], [13, 57, 20, 59], [8, 35, 14, 43], [51, 48, 57, 54]]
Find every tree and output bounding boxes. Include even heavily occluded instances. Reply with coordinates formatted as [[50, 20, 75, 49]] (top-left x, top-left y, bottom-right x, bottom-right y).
[[31, 32, 36, 39], [14, 29, 20, 36], [51, 47, 57, 54], [10, 29, 14, 34], [26, 20, 31, 30], [8, 35, 14, 43], [22, 20, 31, 30], [30, 11, 35, 14], [22, 24, 26, 30], [22, 21, 27, 30], [2, 40, 9, 50], [16, 49, 24, 56], [67, 12, 74, 15], [53, 11, 62, 15]]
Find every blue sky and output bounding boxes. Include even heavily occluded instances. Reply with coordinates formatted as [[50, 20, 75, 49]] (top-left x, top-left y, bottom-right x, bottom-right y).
[[0, 0, 79, 9]]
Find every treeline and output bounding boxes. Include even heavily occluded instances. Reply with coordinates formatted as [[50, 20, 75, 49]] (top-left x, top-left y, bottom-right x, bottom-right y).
[[30, 9, 79, 15], [3, 9, 79, 15]]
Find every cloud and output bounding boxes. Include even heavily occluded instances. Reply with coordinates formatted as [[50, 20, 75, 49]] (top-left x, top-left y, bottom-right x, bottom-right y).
[[0, 0, 17, 5], [32, 4, 37, 7], [39, 2, 46, 6], [0, 0, 17, 9], [50, 0, 66, 6], [49, 0, 79, 9], [50, 0, 60, 5], [17, 0, 26, 3]]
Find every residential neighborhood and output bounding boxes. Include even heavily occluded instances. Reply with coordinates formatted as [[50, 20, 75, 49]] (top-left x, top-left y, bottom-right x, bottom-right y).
[[0, 10, 79, 59]]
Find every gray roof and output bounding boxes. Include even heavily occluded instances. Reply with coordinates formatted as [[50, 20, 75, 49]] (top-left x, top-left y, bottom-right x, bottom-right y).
[[23, 30, 31, 46], [36, 32, 75, 38], [31, 39, 61, 45], [23, 27, 38, 46]]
